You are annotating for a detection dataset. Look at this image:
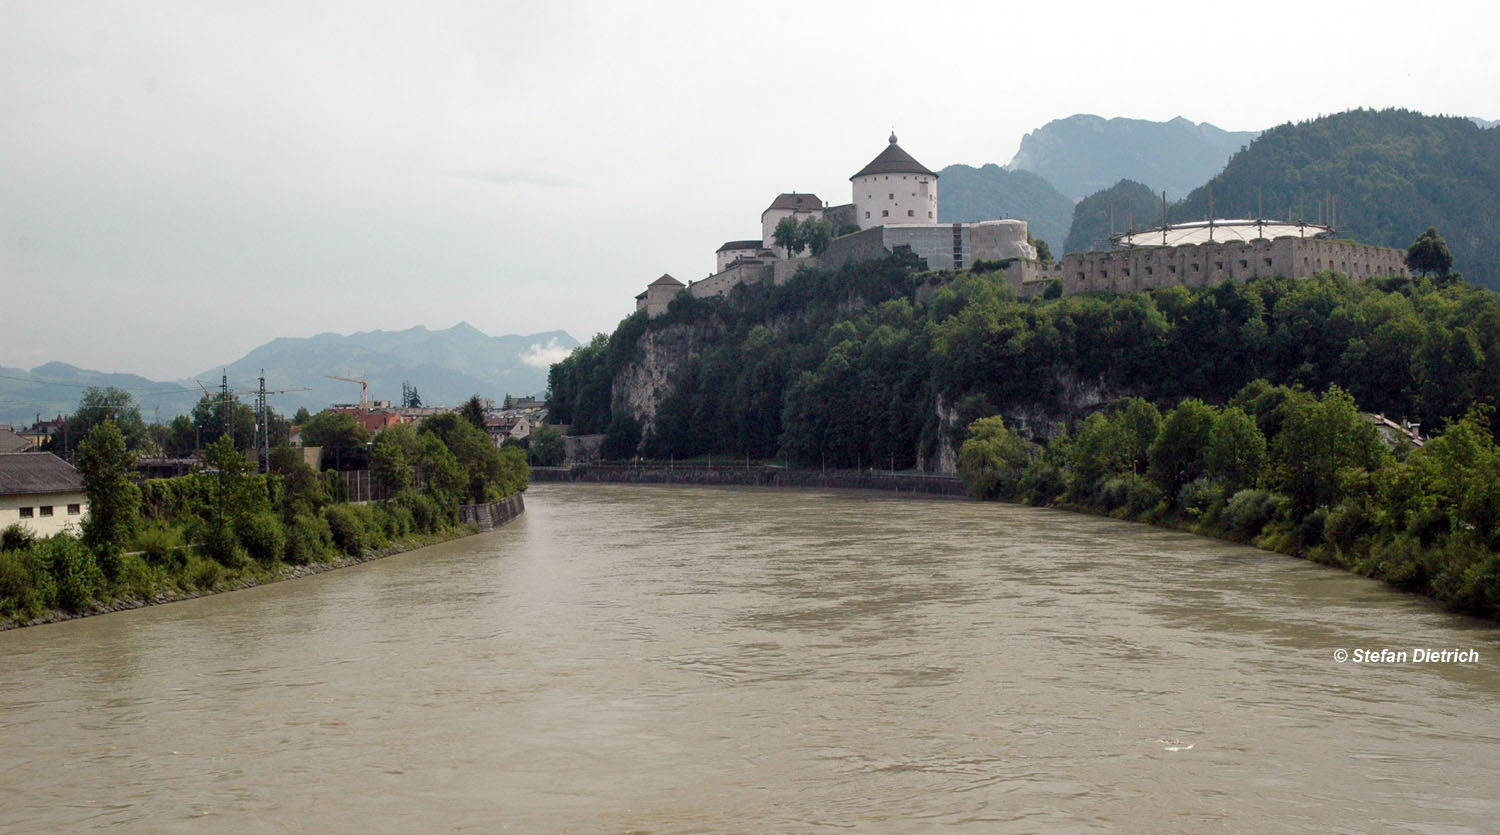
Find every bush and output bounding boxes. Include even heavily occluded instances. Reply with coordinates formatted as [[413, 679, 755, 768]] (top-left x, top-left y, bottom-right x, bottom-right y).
[[1024, 461, 1067, 506], [1177, 477, 1224, 518], [203, 520, 246, 568], [0, 548, 56, 619], [183, 553, 223, 590], [1, 523, 35, 552], [236, 511, 287, 564], [382, 503, 415, 539], [115, 553, 159, 599], [1324, 499, 1372, 557], [285, 513, 333, 565], [1099, 474, 1162, 518], [1222, 489, 1289, 540], [407, 493, 443, 533], [36, 536, 105, 613], [323, 504, 368, 557], [135, 523, 186, 571]]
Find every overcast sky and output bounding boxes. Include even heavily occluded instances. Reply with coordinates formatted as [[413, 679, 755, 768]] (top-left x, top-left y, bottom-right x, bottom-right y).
[[4, 0, 1496, 380]]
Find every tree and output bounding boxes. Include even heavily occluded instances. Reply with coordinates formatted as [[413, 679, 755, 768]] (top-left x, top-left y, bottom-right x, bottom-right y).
[[191, 394, 257, 452], [49, 387, 147, 454], [800, 217, 833, 256], [299, 411, 371, 467], [602, 412, 642, 459], [1030, 236, 1054, 264], [1271, 386, 1388, 512], [773, 215, 805, 256], [293, 407, 313, 425], [1406, 227, 1454, 279], [459, 395, 487, 431], [1148, 399, 1217, 499], [527, 424, 565, 466], [1204, 406, 1268, 492], [75, 419, 139, 580], [958, 416, 1032, 499], [371, 423, 416, 494]]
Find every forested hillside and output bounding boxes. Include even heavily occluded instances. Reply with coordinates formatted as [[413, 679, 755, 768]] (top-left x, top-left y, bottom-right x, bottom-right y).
[[551, 254, 1500, 469], [1062, 179, 1162, 255], [1168, 109, 1500, 288]]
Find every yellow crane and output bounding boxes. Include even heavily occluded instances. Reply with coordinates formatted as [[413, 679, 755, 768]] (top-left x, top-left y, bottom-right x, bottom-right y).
[[325, 373, 370, 410]]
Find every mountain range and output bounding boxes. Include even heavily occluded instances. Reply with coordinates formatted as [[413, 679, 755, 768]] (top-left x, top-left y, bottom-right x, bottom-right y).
[[0, 324, 577, 427], [1007, 115, 1260, 201]]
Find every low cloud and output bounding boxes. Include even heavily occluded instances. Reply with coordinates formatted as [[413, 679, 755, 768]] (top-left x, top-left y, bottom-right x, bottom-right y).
[[518, 338, 575, 369]]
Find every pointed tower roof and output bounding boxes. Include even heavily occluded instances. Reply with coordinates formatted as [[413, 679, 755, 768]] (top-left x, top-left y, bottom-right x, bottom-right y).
[[649, 273, 684, 287], [850, 132, 936, 179]]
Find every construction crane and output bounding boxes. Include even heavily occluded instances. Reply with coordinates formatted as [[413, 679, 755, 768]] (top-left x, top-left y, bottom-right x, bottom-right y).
[[325, 373, 371, 410]]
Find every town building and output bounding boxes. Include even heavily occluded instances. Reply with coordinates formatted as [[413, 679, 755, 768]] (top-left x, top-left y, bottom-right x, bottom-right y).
[[0, 452, 88, 537], [0, 427, 36, 454]]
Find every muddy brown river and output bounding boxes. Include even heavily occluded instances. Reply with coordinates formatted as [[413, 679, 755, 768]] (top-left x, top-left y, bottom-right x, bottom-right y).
[[2, 483, 1498, 832]]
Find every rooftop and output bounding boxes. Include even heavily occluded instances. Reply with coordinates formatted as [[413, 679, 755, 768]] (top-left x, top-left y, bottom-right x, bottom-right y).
[[717, 239, 766, 253], [850, 133, 936, 179], [649, 273, 685, 287], [0, 452, 84, 496], [763, 193, 823, 214]]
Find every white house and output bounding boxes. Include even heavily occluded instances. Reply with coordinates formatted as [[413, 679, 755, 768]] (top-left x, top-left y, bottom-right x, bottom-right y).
[[0, 453, 89, 537]]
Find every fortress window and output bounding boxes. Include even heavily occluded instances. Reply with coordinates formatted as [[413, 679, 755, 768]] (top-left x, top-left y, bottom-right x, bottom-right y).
[[1264, 258, 1273, 266], [928, 211, 933, 218], [1169, 265, 1177, 273], [1215, 261, 1224, 270], [889, 193, 894, 199], [1123, 268, 1131, 276], [1239, 260, 1248, 268], [907, 210, 914, 217], [1146, 266, 1154, 275], [864, 211, 870, 219], [1192, 264, 1200, 272], [882, 210, 889, 217]]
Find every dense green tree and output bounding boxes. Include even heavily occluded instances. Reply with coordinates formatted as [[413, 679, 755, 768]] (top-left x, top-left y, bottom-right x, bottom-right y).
[[191, 394, 257, 452], [602, 413, 642, 460], [1407, 227, 1455, 279], [958, 416, 1032, 499], [299, 412, 371, 467], [1271, 386, 1388, 512], [1204, 406, 1268, 492], [459, 396, 487, 432], [774, 215, 805, 256], [371, 424, 415, 494], [48, 387, 148, 454], [1148, 399, 1218, 500], [75, 419, 139, 579], [527, 424, 565, 466], [801, 217, 833, 256]]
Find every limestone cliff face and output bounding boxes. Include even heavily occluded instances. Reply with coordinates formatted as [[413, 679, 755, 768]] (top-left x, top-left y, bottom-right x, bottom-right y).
[[928, 371, 1124, 475], [610, 321, 719, 436]]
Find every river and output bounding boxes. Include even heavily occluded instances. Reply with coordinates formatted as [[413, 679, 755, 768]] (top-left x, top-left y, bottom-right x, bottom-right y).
[[3, 483, 1498, 832]]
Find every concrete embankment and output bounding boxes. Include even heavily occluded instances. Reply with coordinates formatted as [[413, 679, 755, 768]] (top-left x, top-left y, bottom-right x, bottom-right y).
[[2, 494, 526, 631], [532, 464, 966, 496]]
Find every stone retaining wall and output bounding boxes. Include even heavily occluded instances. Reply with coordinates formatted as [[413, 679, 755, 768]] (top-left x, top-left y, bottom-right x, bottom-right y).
[[458, 493, 527, 530], [531, 465, 966, 496]]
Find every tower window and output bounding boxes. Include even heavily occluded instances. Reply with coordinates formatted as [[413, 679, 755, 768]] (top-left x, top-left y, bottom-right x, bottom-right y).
[[888, 193, 894, 199], [864, 212, 870, 218], [882, 210, 889, 217], [907, 210, 914, 216]]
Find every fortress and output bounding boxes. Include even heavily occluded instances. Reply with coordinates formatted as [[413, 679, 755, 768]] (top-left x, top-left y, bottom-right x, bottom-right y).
[[635, 136, 1409, 316]]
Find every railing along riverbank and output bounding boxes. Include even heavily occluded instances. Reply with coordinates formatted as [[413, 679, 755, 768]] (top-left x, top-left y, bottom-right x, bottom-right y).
[[531, 463, 966, 496]]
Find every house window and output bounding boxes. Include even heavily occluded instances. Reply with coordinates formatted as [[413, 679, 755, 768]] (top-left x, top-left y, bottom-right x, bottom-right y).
[[67, 504, 81, 515], [19, 507, 33, 518], [40, 506, 53, 517], [907, 210, 914, 216]]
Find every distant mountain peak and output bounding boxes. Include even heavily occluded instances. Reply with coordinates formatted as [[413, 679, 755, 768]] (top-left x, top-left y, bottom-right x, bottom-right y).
[[1007, 114, 1260, 201]]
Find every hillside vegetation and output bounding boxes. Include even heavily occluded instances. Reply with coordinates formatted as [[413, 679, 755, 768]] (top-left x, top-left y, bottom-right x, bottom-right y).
[[1168, 109, 1500, 288], [550, 253, 1500, 617]]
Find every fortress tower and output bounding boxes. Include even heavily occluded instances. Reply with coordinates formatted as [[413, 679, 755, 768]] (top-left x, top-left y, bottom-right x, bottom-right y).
[[851, 133, 938, 230]]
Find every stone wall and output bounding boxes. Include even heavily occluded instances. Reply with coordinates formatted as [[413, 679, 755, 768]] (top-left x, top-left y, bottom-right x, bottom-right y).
[[457, 493, 526, 531], [1020, 237, 1410, 298], [687, 261, 770, 301]]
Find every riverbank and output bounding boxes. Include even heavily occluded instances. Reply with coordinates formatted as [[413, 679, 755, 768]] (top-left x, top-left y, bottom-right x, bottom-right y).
[[0, 495, 525, 631], [532, 463, 966, 496]]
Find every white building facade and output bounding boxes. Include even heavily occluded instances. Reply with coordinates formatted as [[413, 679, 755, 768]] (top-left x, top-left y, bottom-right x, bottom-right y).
[[852, 133, 938, 230], [0, 453, 88, 538]]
